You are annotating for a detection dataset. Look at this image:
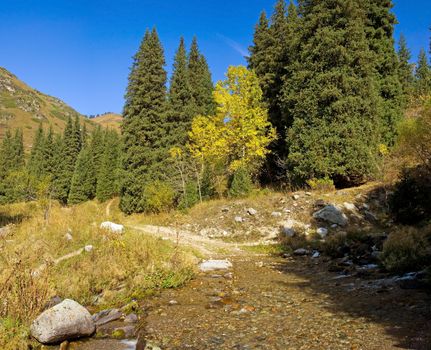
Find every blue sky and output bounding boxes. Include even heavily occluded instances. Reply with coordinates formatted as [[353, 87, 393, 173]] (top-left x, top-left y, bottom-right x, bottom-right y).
[[1, 0, 430, 116]]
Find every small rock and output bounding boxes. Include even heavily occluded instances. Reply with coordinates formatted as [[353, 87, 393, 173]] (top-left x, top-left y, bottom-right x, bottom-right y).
[[281, 226, 295, 237], [84, 245, 93, 252], [168, 300, 178, 305], [316, 227, 328, 238], [283, 208, 291, 213], [247, 208, 257, 216], [234, 216, 244, 223], [293, 248, 309, 256], [31, 299, 95, 344], [292, 194, 300, 200], [92, 308, 122, 326], [271, 211, 282, 217], [221, 207, 230, 213], [343, 202, 358, 212], [331, 224, 338, 228], [312, 251, 320, 258], [199, 259, 232, 272], [364, 211, 378, 223], [65, 233, 73, 241], [124, 313, 138, 323], [305, 192, 312, 196]]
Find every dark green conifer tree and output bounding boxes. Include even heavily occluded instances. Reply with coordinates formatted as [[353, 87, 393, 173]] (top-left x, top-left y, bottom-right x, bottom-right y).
[[28, 124, 46, 178], [415, 48, 431, 96], [362, 0, 403, 145], [397, 34, 414, 103], [286, 0, 380, 186], [168, 37, 194, 145], [96, 130, 121, 202], [188, 37, 215, 116], [68, 146, 96, 205], [120, 28, 169, 214], [43, 126, 56, 178]]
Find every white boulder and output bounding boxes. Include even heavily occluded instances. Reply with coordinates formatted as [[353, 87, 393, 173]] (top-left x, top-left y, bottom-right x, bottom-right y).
[[199, 259, 232, 272], [100, 221, 124, 234], [313, 205, 348, 226], [31, 299, 95, 344]]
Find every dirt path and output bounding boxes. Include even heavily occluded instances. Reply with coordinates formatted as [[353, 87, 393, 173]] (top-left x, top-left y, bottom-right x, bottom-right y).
[[106, 199, 115, 217]]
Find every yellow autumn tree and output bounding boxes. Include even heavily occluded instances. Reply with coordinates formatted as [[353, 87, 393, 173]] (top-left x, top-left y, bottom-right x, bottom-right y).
[[188, 65, 276, 196]]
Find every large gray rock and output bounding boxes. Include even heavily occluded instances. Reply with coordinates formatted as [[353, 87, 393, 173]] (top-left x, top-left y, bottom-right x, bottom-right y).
[[199, 259, 232, 272], [313, 205, 348, 226], [31, 299, 95, 344], [100, 221, 124, 234]]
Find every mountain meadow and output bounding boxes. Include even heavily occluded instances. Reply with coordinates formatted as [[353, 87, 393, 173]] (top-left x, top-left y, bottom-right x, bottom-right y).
[[0, 1, 430, 349]]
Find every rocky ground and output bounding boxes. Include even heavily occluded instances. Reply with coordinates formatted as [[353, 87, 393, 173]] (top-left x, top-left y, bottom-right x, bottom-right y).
[[41, 185, 431, 350]]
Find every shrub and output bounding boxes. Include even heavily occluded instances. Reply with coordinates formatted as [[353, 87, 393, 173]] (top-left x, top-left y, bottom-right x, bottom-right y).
[[178, 182, 200, 210], [389, 165, 431, 225], [306, 177, 335, 193], [381, 226, 431, 273], [229, 167, 253, 198], [143, 180, 174, 213]]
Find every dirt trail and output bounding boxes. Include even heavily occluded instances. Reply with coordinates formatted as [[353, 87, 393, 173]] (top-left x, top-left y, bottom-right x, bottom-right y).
[[122, 225, 430, 350]]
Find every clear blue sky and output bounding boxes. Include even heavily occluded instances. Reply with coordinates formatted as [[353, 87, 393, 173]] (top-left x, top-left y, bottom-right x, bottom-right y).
[[1, 1, 430, 116]]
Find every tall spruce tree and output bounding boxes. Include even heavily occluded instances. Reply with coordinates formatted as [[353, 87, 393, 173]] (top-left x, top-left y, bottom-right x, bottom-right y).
[[43, 126, 56, 178], [188, 37, 215, 116], [96, 130, 121, 202], [121, 28, 169, 214], [68, 146, 96, 205], [286, 0, 380, 186], [168, 37, 194, 145], [415, 48, 431, 96], [397, 34, 414, 103], [28, 124, 46, 178], [362, 0, 402, 145]]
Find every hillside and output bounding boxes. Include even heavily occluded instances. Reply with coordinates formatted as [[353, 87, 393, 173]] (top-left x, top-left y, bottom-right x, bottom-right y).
[[0, 67, 95, 149], [92, 112, 123, 131]]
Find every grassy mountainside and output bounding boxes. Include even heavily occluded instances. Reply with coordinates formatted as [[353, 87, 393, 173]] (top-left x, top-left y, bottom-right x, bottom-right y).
[[92, 112, 123, 132], [0, 67, 95, 149]]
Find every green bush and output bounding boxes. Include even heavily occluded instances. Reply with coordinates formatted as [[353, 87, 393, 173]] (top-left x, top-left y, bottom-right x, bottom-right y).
[[143, 180, 174, 213], [229, 167, 253, 198], [389, 165, 431, 225], [306, 177, 335, 192], [178, 182, 200, 210], [381, 226, 431, 273]]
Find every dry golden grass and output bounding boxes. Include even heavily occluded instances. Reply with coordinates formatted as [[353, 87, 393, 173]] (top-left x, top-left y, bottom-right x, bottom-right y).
[[0, 199, 195, 348]]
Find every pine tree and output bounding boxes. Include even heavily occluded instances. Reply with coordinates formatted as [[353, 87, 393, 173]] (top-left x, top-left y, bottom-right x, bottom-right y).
[[96, 130, 121, 202], [168, 37, 194, 145], [43, 126, 56, 178], [28, 124, 46, 178], [415, 48, 431, 96], [362, 0, 403, 146], [188, 37, 215, 116], [286, 0, 380, 186], [12, 129, 25, 170], [397, 34, 414, 103], [68, 146, 96, 205], [120, 28, 169, 214]]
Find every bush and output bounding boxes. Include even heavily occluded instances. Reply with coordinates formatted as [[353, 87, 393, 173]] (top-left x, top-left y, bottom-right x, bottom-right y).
[[306, 177, 335, 192], [389, 165, 431, 225], [229, 167, 253, 198], [178, 182, 200, 210], [381, 226, 431, 273], [143, 180, 174, 213]]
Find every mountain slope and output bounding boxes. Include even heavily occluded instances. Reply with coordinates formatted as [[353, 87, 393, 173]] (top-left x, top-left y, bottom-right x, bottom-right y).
[[0, 67, 95, 149], [92, 112, 123, 132]]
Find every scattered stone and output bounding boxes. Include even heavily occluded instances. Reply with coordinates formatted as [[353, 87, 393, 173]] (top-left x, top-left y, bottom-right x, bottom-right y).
[[292, 194, 300, 200], [65, 232, 73, 241], [234, 216, 244, 223], [280, 226, 295, 237], [343, 202, 358, 212], [100, 221, 124, 234], [124, 313, 138, 323], [221, 207, 230, 213], [283, 208, 291, 213], [331, 224, 338, 229], [31, 299, 95, 344], [311, 251, 321, 258], [305, 192, 312, 196], [84, 245, 93, 252], [293, 248, 309, 256], [364, 211, 378, 223], [271, 211, 282, 217], [168, 300, 178, 305], [313, 205, 348, 226], [247, 208, 257, 216], [199, 259, 232, 272], [92, 308, 123, 326], [316, 227, 328, 238]]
